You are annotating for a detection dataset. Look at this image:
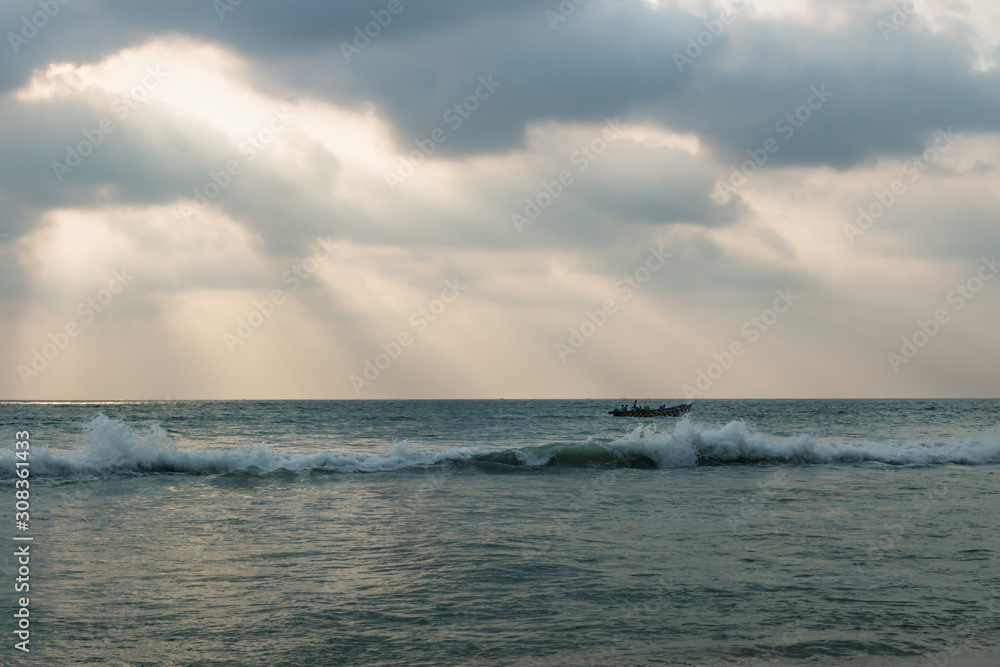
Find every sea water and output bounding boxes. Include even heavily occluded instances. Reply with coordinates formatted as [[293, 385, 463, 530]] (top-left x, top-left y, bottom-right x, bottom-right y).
[[1, 399, 999, 666]]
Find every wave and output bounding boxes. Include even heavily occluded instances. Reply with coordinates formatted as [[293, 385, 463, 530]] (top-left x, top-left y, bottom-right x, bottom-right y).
[[0, 414, 469, 479], [3, 414, 1000, 480]]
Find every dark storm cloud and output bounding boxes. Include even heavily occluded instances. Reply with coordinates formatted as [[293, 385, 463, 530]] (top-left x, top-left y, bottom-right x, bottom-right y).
[[0, 0, 542, 93], [3, 0, 998, 171]]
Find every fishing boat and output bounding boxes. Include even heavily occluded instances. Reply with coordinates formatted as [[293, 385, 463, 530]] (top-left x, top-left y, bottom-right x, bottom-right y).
[[608, 402, 693, 418]]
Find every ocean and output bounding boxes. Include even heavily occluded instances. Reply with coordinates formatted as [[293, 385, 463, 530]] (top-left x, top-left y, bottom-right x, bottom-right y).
[[2, 399, 999, 666]]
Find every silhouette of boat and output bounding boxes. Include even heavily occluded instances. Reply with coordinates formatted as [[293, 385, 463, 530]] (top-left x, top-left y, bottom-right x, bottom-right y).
[[608, 402, 693, 418]]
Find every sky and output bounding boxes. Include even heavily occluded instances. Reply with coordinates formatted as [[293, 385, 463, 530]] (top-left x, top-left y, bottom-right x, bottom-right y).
[[1, 0, 998, 400]]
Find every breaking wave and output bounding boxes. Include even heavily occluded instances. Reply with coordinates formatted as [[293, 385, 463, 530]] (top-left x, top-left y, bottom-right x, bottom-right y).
[[3, 413, 1000, 480]]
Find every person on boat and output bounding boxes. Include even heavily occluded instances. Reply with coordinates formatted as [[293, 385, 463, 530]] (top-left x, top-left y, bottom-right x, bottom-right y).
[[631, 401, 638, 412]]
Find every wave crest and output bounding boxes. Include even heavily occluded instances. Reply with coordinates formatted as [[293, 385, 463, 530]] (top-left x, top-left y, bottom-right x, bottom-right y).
[[3, 414, 999, 480]]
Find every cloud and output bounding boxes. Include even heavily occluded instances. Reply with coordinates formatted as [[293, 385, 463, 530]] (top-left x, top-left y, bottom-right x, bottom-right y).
[[5, 0, 999, 168], [1, 0, 998, 398]]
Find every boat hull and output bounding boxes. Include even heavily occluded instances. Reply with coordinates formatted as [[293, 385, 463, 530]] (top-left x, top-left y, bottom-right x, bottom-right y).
[[608, 402, 693, 418]]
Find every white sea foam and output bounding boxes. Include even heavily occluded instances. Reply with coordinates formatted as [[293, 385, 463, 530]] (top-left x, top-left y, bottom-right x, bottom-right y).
[[3, 413, 999, 480], [607, 419, 1000, 466]]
